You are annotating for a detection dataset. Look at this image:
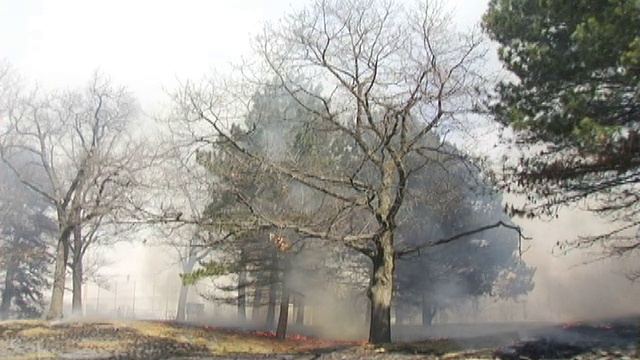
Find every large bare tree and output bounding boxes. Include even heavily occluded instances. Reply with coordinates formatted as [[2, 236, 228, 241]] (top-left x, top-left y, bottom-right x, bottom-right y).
[[172, 0, 522, 343], [0, 71, 150, 319]]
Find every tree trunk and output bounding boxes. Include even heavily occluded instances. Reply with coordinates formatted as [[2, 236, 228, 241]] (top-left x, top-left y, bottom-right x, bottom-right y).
[[252, 281, 263, 323], [276, 255, 290, 340], [295, 294, 304, 326], [0, 264, 16, 320], [175, 283, 189, 321], [176, 256, 197, 321], [71, 226, 83, 316], [71, 259, 83, 316], [421, 292, 436, 327], [237, 259, 247, 321], [265, 274, 277, 329], [275, 286, 290, 339], [46, 231, 70, 320], [265, 251, 278, 330], [365, 298, 371, 328], [368, 229, 395, 344]]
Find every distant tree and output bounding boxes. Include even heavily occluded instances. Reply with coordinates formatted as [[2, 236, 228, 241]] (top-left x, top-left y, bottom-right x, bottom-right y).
[[395, 173, 534, 325], [179, 83, 370, 336], [143, 138, 220, 322], [172, 230, 217, 321], [0, 71, 152, 318], [0, 159, 55, 319], [483, 0, 640, 275]]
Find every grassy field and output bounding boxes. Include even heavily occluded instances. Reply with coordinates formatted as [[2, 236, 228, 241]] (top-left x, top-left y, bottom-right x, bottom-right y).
[[0, 319, 498, 359], [3, 318, 637, 359]]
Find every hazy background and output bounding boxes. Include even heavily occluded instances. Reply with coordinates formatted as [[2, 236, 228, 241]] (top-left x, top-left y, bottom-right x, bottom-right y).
[[1, 0, 638, 326]]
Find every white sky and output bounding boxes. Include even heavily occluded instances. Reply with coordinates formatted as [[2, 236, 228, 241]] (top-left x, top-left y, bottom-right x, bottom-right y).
[[0, 0, 488, 113]]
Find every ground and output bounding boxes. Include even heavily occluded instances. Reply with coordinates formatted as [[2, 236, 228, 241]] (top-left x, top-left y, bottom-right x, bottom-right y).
[[0, 319, 637, 359]]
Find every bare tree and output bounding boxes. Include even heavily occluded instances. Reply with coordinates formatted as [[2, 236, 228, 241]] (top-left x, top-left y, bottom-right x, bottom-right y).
[[144, 131, 221, 321], [170, 0, 525, 343], [0, 71, 151, 319]]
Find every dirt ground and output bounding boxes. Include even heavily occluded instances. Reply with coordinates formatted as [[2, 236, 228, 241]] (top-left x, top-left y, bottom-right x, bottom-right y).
[[0, 319, 637, 359]]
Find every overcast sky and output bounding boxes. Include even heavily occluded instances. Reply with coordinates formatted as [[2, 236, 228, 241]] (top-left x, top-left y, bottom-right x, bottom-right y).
[[0, 0, 489, 112]]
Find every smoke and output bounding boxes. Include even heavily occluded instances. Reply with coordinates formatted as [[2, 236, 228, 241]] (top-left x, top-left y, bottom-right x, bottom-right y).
[[515, 206, 640, 322], [284, 242, 370, 340], [124, 202, 640, 344]]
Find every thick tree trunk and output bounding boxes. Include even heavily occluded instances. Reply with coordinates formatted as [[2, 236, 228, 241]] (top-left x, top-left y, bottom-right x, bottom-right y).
[[365, 298, 371, 328], [368, 229, 395, 344], [46, 232, 70, 320], [275, 286, 290, 339], [71, 226, 83, 316], [175, 284, 189, 321], [276, 256, 290, 339], [0, 264, 16, 320]]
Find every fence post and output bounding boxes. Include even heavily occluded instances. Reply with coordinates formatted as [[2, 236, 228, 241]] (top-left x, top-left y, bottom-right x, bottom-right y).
[[132, 280, 136, 319]]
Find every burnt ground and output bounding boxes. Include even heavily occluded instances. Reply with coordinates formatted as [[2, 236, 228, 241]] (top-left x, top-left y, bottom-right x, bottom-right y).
[[0, 317, 637, 360]]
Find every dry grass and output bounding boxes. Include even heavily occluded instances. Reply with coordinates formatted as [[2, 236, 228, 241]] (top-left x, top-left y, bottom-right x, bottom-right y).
[[130, 321, 308, 354], [76, 339, 134, 351], [1, 320, 498, 358], [0, 320, 331, 358], [15, 327, 60, 338], [1, 320, 43, 326], [2, 353, 56, 360], [126, 321, 176, 338]]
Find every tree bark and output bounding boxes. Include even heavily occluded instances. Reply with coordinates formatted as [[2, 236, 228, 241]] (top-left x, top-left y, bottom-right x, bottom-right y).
[[176, 256, 197, 321], [0, 264, 16, 320], [265, 250, 278, 330], [46, 230, 71, 320], [71, 225, 83, 316], [175, 283, 189, 321], [265, 273, 277, 329], [276, 256, 291, 340], [368, 229, 395, 344], [275, 286, 290, 339]]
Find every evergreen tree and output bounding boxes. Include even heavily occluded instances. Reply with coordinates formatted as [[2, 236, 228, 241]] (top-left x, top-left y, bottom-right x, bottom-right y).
[[0, 159, 55, 319], [483, 0, 640, 269]]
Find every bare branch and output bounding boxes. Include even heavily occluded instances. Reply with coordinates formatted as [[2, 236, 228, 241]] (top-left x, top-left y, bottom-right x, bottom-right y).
[[397, 221, 529, 258]]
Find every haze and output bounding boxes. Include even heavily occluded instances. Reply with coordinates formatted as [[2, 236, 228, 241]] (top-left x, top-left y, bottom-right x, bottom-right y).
[[1, 0, 638, 335]]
